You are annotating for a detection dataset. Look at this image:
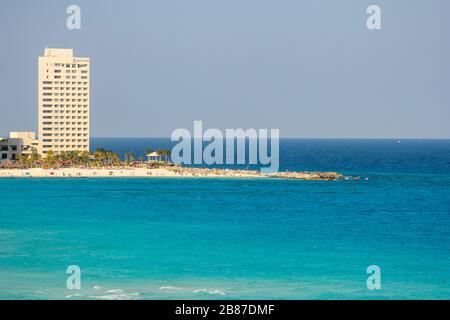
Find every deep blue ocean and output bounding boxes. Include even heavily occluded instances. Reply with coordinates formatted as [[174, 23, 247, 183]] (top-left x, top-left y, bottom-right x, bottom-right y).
[[1, 139, 449, 299]]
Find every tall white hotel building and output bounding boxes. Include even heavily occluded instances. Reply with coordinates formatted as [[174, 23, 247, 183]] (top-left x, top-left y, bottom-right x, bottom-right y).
[[38, 48, 90, 155]]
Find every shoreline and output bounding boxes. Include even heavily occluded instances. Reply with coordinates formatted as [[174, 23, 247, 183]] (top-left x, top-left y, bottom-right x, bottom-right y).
[[0, 167, 343, 180]]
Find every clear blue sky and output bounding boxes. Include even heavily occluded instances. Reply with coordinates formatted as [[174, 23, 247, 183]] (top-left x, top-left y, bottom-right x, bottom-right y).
[[1, 0, 449, 138]]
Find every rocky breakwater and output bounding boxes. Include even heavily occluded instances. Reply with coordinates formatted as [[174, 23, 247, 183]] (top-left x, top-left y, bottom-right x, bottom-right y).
[[267, 171, 344, 181], [167, 166, 344, 180]]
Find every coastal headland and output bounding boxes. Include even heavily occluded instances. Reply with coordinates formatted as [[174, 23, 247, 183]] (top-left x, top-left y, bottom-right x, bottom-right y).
[[0, 166, 343, 180]]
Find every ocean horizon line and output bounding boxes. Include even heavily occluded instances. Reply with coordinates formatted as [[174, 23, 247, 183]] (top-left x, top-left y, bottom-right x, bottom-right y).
[[91, 137, 450, 140]]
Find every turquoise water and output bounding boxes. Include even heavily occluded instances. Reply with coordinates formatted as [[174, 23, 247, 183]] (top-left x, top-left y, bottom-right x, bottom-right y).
[[1, 139, 449, 299]]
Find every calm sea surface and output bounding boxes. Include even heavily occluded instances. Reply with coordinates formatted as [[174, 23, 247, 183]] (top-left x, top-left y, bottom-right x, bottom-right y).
[[1, 139, 449, 299]]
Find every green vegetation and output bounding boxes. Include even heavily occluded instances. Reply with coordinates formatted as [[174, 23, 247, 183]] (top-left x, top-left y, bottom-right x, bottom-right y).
[[4, 147, 172, 169]]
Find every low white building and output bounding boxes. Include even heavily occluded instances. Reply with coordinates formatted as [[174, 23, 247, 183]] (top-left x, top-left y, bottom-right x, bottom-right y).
[[0, 132, 39, 161]]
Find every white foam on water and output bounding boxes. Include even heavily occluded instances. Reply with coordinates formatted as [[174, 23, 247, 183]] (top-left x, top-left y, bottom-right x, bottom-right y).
[[105, 289, 123, 294], [192, 289, 230, 295], [160, 286, 185, 291], [159, 285, 231, 296], [92, 289, 140, 300]]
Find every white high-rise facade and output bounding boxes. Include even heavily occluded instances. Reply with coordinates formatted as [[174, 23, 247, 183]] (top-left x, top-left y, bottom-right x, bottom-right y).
[[38, 48, 90, 155]]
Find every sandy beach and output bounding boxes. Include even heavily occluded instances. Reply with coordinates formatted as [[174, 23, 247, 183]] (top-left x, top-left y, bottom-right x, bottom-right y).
[[0, 167, 343, 180], [0, 167, 261, 178]]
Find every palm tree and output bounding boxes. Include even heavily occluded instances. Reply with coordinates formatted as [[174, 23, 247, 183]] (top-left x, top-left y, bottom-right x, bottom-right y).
[[29, 153, 41, 168], [67, 151, 80, 166], [16, 154, 28, 168], [124, 152, 131, 164], [104, 151, 119, 167], [93, 148, 106, 166], [44, 150, 56, 168], [110, 152, 120, 166], [80, 151, 90, 167], [159, 149, 171, 162], [58, 151, 69, 163]]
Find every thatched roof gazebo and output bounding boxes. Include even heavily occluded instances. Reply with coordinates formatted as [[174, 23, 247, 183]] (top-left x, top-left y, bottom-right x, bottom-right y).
[[146, 151, 161, 162], [0, 159, 15, 169]]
